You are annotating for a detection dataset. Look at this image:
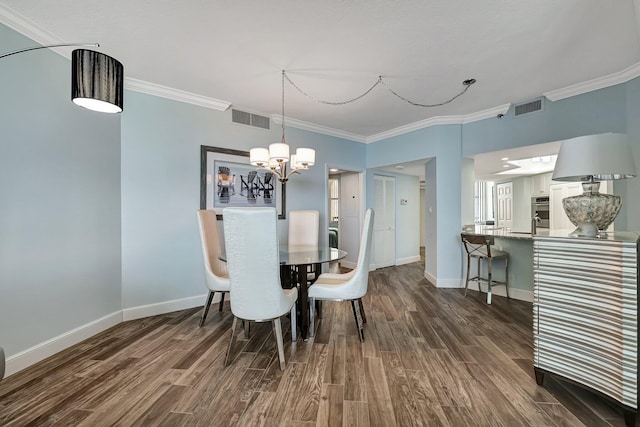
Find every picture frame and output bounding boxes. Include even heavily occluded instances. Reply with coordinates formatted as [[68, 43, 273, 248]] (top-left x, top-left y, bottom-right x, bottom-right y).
[[200, 145, 286, 220]]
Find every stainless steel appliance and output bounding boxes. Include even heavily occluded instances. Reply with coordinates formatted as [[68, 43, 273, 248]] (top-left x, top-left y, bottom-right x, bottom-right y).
[[532, 196, 550, 228]]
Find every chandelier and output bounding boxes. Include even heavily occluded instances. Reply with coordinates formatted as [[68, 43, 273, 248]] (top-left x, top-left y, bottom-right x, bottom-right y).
[[250, 71, 315, 183]]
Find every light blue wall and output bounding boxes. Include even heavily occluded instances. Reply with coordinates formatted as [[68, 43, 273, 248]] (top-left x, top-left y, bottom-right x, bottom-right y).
[[4, 18, 640, 368], [367, 125, 462, 286], [462, 85, 627, 157], [623, 77, 640, 231], [365, 79, 638, 287], [121, 91, 365, 309], [0, 25, 122, 356]]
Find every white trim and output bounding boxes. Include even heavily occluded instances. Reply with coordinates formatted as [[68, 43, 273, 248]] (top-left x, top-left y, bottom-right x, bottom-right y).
[[544, 62, 640, 101], [122, 293, 208, 321], [0, 4, 92, 60], [125, 78, 231, 111], [5, 311, 122, 377], [341, 260, 357, 270], [3, 1, 639, 142], [434, 277, 465, 288], [396, 255, 421, 266], [424, 270, 438, 286], [0, 4, 64, 49], [272, 114, 367, 143], [365, 103, 511, 143], [465, 282, 533, 302]]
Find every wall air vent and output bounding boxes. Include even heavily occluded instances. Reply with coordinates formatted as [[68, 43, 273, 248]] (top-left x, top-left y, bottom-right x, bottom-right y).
[[514, 98, 543, 116], [232, 109, 270, 129]]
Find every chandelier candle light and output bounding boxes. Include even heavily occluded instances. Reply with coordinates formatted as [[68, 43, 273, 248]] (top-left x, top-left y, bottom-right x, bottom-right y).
[[250, 71, 315, 183]]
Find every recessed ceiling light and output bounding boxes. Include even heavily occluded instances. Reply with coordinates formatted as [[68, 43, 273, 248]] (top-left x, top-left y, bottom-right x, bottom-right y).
[[395, 165, 405, 170], [329, 168, 338, 172], [501, 157, 509, 161]]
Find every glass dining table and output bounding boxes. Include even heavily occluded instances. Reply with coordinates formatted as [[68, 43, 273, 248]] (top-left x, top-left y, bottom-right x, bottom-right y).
[[220, 245, 347, 340]]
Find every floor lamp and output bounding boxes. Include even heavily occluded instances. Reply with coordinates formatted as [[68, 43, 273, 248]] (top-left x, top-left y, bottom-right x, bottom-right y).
[[1, 42, 124, 113], [0, 42, 124, 381]]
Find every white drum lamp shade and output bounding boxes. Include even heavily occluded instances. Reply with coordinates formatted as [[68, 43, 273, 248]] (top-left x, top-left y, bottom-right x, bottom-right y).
[[551, 133, 637, 236], [295, 148, 315, 166], [250, 148, 270, 166], [269, 143, 290, 162]]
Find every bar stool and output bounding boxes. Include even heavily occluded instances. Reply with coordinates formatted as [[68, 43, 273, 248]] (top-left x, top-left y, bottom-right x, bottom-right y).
[[460, 233, 509, 304]]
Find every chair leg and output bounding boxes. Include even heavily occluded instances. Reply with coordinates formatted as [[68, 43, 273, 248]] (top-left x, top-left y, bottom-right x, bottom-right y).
[[225, 316, 239, 366], [358, 298, 367, 324], [487, 259, 493, 304], [273, 318, 286, 371], [243, 320, 251, 339], [351, 300, 365, 342], [290, 305, 297, 342], [464, 255, 471, 297], [505, 257, 510, 299], [199, 291, 215, 327], [309, 297, 315, 337], [218, 292, 225, 312], [316, 299, 323, 319]]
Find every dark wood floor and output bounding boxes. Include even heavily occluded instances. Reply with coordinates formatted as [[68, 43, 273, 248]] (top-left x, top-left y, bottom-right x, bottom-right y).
[[0, 260, 632, 426]]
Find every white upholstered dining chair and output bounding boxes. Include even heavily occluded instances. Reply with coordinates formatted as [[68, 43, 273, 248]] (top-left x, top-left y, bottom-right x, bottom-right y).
[[308, 208, 374, 341], [223, 207, 298, 370], [289, 210, 320, 281], [196, 210, 230, 327]]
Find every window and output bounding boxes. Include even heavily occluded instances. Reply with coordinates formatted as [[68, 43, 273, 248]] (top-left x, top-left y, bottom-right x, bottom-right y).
[[329, 177, 339, 223], [474, 180, 495, 223]]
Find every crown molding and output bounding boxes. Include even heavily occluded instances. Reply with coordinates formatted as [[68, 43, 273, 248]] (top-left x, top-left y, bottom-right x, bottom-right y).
[[0, 3, 78, 59], [271, 115, 367, 143], [544, 61, 640, 101], [0, 3, 61, 46], [365, 103, 511, 143], [3, 2, 638, 140], [125, 78, 231, 111]]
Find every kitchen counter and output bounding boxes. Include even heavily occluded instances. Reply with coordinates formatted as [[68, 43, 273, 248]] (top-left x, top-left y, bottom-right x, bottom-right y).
[[463, 225, 550, 240], [461, 225, 539, 301]]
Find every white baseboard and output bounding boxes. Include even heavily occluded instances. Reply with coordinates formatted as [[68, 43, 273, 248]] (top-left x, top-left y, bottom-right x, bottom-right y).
[[122, 293, 209, 321], [465, 282, 533, 302], [396, 255, 421, 266], [424, 271, 463, 288], [5, 311, 122, 378], [4, 293, 215, 377], [424, 270, 437, 286], [341, 260, 357, 269], [422, 272, 532, 302]]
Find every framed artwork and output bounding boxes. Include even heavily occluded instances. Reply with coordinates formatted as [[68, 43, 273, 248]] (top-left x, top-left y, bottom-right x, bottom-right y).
[[200, 145, 286, 219]]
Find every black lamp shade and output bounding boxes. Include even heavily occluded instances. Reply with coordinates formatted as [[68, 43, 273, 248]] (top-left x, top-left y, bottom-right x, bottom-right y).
[[71, 49, 123, 113]]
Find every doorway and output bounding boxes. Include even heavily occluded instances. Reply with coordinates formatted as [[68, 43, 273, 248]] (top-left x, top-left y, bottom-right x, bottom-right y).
[[374, 175, 396, 268], [496, 181, 513, 229], [327, 168, 364, 270]]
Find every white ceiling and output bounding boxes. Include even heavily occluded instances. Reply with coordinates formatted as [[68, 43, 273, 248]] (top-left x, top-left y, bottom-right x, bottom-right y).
[[1, 1, 639, 142]]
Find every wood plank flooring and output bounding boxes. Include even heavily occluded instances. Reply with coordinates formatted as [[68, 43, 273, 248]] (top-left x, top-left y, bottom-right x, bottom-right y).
[[0, 259, 632, 426]]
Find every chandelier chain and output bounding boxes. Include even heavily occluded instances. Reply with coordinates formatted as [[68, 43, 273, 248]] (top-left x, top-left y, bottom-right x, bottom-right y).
[[284, 72, 382, 105], [283, 71, 475, 108], [281, 70, 286, 143], [378, 77, 473, 107]]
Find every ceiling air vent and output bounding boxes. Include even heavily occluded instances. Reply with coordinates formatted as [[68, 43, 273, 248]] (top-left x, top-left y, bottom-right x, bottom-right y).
[[232, 109, 270, 129], [514, 98, 543, 116]]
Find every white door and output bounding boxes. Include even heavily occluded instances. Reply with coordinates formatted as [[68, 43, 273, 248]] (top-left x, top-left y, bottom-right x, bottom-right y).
[[374, 175, 396, 268], [496, 182, 513, 229], [549, 184, 566, 230], [339, 172, 361, 269]]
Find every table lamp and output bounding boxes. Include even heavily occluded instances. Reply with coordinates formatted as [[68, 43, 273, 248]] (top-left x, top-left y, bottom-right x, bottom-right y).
[[551, 133, 636, 237]]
